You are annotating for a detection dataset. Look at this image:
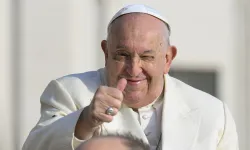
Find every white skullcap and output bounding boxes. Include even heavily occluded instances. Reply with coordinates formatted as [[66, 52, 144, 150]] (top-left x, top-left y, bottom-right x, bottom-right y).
[[108, 4, 170, 32]]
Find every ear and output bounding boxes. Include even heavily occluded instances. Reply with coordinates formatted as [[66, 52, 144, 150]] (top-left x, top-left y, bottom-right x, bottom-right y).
[[101, 40, 108, 65], [164, 46, 177, 74]]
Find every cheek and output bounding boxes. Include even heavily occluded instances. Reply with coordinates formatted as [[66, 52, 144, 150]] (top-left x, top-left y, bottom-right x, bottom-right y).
[[106, 61, 125, 83], [142, 61, 165, 76], [107, 61, 124, 73]]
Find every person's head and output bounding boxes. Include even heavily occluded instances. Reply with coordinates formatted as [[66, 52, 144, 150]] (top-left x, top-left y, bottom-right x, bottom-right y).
[[101, 4, 177, 109], [76, 133, 150, 150]]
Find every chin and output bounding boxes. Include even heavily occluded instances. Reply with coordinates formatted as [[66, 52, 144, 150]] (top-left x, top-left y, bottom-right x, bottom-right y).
[[123, 91, 143, 104], [123, 100, 141, 108]]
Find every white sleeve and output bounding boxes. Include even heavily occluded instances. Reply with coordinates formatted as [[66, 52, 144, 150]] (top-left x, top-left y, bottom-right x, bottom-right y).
[[72, 135, 85, 149], [22, 80, 86, 150]]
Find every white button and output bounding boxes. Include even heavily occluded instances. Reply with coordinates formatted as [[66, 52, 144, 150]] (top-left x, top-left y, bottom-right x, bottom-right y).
[[142, 115, 149, 120]]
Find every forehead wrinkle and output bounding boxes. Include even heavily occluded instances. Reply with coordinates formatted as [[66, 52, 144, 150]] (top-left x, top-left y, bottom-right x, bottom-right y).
[[107, 13, 170, 44], [108, 14, 168, 53], [113, 30, 165, 49]]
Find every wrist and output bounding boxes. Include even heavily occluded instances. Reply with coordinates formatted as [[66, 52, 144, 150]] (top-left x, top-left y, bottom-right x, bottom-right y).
[[75, 106, 99, 140]]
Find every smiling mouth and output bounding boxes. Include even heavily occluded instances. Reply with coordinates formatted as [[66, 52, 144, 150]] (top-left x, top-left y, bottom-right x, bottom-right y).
[[126, 79, 145, 85]]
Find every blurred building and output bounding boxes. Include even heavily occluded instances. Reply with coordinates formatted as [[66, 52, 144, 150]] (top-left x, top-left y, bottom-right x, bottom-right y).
[[0, 0, 249, 150]]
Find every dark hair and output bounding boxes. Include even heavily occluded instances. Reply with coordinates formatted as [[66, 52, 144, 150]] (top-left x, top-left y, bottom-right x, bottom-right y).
[[103, 132, 150, 150]]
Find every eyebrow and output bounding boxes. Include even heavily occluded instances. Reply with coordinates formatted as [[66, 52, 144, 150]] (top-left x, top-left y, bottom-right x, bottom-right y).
[[142, 50, 155, 54], [116, 46, 155, 54], [116, 45, 127, 49]]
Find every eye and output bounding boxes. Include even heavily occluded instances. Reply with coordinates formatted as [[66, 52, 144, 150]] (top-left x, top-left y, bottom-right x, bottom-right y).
[[119, 53, 129, 57], [113, 52, 130, 61], [141, 55, 155, 61]]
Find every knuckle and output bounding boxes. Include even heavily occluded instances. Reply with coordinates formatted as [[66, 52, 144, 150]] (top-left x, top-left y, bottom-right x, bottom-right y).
[[98, 114, 113, 123], [118, 92, 123, 100], [113, 88, 120, 93], [113, 101, 121, 108], [112, 108, 119, 115], [106, 117, 113, 123], [98, 86, 106, 92], [94, 93, 102, 100], [114, 88, 123, 99], [95, 87, 108, 100], [111, 88, 123, 100]]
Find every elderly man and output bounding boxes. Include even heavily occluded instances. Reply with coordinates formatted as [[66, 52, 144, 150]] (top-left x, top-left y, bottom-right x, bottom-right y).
[[22, 4, 238, 150], [76, 134, 150, 150]]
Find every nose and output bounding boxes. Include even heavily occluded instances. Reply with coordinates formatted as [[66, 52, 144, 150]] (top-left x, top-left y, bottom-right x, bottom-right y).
[[125, 57, 142, 77]]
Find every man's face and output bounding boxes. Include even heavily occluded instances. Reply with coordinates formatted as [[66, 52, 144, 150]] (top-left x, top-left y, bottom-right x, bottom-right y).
[[102, 14, 176, 108]]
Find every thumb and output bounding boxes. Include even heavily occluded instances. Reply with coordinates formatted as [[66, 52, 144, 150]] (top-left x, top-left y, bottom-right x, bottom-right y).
[[116, 78, 127, 92]]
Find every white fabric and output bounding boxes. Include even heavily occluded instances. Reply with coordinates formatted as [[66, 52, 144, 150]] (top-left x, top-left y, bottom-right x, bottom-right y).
[[22, 68, 239, 150], [108, 4, 169, 28], [73, 92, 163, 150], [135, 96, 163, 150]]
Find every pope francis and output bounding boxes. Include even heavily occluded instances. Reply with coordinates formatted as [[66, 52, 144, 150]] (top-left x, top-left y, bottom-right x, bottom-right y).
[[22, 4, 239, 150]]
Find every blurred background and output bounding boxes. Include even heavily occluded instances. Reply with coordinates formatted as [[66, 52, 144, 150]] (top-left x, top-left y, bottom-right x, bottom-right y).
[[0, 0, 249, 149]]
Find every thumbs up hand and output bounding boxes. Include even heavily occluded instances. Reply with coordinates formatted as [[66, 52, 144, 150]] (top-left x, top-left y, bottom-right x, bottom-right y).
[[85, 78, 127, 128]]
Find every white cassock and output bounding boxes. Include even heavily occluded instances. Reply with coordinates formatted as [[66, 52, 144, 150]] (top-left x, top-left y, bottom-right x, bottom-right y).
[[22, 68, 239, 150]]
